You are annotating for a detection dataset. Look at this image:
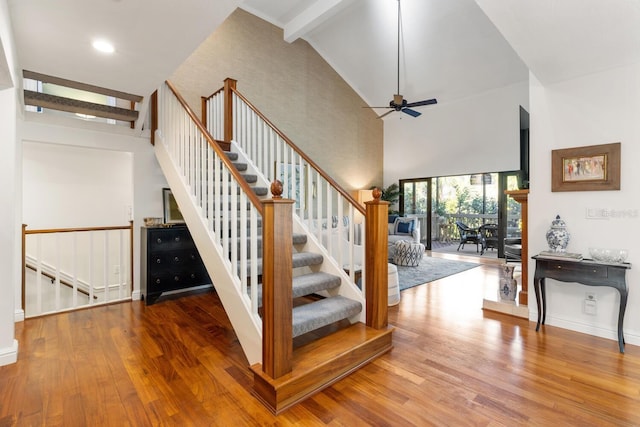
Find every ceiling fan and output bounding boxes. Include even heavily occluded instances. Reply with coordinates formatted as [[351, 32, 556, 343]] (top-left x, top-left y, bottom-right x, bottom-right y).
[[370, 0, 437, 119]]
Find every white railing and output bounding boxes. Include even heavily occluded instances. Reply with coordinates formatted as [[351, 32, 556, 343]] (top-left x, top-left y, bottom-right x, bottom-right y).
[[157, 82, 263, 326], [22, 224, 133, 318], [205, 88, 365, 287]]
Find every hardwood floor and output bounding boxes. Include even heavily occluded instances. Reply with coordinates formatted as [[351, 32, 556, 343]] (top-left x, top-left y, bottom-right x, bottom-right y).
[[2, 253, 640, 426]]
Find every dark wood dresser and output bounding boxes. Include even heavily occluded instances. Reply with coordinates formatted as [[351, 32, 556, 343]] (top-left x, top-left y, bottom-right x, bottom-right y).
[[141, 225, 211, 305]]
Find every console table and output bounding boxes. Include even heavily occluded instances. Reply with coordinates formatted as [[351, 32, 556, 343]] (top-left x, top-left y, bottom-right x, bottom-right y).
[[532, 255, 631, 353]]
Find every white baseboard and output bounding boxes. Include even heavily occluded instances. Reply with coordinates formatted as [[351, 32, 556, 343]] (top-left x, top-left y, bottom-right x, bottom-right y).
[[14, 309, 24, 323], [131, 290, 141, 301], [535, 313, 640, 347], [0, 340, 18, 366]]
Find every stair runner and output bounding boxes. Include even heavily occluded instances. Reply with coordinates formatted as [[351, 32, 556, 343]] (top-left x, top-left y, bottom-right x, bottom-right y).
[[224, 150, 362, 338]]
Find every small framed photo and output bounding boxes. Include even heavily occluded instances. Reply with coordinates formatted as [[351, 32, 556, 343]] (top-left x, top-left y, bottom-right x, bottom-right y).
[[162, 188, 185, 223], [551, 142, 621, 192]]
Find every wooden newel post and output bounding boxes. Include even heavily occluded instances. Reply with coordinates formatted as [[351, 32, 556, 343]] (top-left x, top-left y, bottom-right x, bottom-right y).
[[262, 180, 294, 378], [223, 78, 237, 143], [364, 188, 389, 329]]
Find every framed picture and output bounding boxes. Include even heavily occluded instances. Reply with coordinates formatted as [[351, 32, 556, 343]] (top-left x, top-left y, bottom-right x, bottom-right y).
[[276, 162, 307, 209], [551, 142, 621, 192], [162, 188, 185, 223]]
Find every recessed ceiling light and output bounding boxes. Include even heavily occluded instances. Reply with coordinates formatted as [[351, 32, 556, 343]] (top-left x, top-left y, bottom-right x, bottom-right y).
[[92, 39, 115, 54]]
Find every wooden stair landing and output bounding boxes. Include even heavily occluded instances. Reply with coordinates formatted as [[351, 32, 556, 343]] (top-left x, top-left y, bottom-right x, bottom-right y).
[[250, 322, 394, 414]]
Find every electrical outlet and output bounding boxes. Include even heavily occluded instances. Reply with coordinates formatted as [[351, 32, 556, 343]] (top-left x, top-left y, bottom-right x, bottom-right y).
[[584, 299, 597, 315]]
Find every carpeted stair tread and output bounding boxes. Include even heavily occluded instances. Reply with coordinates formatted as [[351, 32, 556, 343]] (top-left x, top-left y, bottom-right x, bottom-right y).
[[292, 296, 362, 338], [253, 187, 269, 196], [243, 252, 324, 276], [293, 252, 323, 268], [255, 272, 342, 307], [292, 272, 341, 298], [292, 233, 307, 245], [242, 174, 258, 184], [225, 151, 239, 161], [232, 162, 248, 171]]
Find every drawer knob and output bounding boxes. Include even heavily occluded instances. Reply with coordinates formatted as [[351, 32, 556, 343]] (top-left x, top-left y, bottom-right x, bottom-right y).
[[174, 237, 181, 242], [556, 266, 562, 269], [156, 238, 162, 244], [174, 256, 180, 262], [155, 279, 161, 284], [174, 275, 180, 281], [190, 273, 196, 279], [156, 258, 161, 264]]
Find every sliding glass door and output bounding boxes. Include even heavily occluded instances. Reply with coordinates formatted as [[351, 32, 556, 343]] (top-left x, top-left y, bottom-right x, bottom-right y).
[[399, 172, 521, 256]]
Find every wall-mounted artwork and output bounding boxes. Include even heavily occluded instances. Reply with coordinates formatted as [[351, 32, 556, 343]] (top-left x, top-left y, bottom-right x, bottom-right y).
[[551, 142, 621, 192], [162, 188, 185, 223]]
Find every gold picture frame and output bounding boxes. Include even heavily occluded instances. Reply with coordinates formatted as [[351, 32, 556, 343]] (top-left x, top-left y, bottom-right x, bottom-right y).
[[162, 188, 185, 223], [551, 142, 621, 192]]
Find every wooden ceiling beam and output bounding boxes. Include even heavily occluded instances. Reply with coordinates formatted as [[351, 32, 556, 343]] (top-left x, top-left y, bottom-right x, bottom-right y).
[[23, 70, 143, 103], [24, 90, 139, 122]]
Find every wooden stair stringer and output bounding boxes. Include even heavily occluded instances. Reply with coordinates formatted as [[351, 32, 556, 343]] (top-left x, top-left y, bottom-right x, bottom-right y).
[[250, 322, 394, 415]]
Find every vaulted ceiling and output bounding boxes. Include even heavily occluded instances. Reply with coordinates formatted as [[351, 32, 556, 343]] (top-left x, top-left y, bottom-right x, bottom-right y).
[[6, 0, 640, 119]]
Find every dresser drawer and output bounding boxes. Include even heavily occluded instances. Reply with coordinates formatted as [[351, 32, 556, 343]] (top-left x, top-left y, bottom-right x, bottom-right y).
[[147, 267, 210, 292], [141, 225, 212, 304], [535, 258, 611, 283], [147, 227, 195, 252]]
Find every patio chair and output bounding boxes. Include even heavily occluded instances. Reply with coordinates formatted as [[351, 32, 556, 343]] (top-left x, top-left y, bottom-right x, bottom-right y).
[[504, 237, 522, 262], [455, 221, 480, 252], [479, 223, 499, 255]]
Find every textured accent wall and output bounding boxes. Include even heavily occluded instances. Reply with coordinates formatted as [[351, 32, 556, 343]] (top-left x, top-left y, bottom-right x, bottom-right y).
[[170, 8, 382, 193]]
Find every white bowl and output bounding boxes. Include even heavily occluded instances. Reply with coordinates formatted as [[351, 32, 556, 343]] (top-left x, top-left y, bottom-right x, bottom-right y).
[[588, 248, 628, 263]]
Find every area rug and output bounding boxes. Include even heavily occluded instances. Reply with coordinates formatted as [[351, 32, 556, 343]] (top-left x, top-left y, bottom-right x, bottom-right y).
[[395, 257, 479, 291]]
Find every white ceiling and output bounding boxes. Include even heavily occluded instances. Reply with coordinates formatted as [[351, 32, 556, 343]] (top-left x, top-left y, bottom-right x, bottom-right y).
[[7, 0, 240, 98], [6, 0, 640, 116]]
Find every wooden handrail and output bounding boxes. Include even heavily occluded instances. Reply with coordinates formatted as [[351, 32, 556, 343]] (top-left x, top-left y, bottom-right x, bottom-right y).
[[203, 82, 365, 216], [24, 263, 96, 299], [204, 86, 224, 100], [165, 80, 265, 216], [22, 221, 135, 311], [25, 224, 133, 235], [230, 87, 365, 216]]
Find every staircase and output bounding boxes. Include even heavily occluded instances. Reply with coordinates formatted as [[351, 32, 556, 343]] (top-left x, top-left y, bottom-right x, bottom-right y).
[[154, 80, 393, 414]]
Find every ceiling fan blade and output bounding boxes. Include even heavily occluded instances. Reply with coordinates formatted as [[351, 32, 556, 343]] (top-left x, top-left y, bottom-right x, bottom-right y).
[[402, 108, 421, 118], [405, 98, 438, 108], [362, 106, 393, 109], [378, 110, 396, 119]]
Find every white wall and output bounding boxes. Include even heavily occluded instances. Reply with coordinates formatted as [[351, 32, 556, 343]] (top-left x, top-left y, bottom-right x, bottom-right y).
[[529, 63, 640, 345], [20, 117, 168, 302], [383, 80, 528, 185], [23, 142, 133, 228], [0, 0, 19, 365]]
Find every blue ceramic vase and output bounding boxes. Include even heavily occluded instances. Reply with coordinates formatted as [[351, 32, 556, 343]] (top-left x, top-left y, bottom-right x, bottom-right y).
[[546, 215, 570, 252]]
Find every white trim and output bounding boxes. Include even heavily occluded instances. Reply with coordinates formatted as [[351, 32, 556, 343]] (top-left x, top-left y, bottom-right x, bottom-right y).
[[534, 312, 640, 347], [14, 308, 24, 323], [131, 290, 141, 301], [0, 340, 18, 366]]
